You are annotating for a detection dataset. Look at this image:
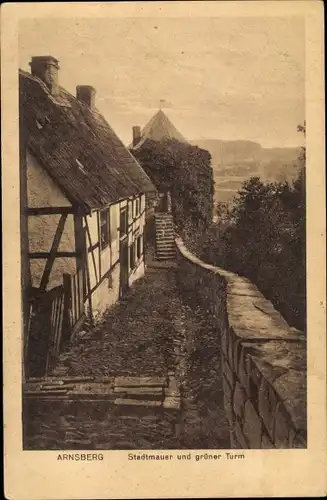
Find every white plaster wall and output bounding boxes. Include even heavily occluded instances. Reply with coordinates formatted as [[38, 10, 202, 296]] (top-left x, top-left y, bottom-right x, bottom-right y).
[[141, 194, 145, 212], [110, 204, 119, 265], [86, 264, 120, 320], [87, 247, 99, 290], [85, 213, 98, 243], [100, 245, 111, 277], [119, 199, 128, 208], [27, 151, 71, 208], [129, 259, 145, 287], [27, 151, 76, 289], [28, 214, 75, 253]]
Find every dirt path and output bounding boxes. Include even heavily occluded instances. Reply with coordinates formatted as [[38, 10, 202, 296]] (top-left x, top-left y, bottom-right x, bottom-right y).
[[23, 265, 230, 450]]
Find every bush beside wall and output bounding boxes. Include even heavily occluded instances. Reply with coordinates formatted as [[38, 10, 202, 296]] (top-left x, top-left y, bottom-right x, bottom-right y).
[[175, 237, 307, 449]]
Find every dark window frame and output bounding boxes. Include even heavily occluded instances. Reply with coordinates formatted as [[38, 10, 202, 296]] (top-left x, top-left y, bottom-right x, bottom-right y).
[[136, 235, 141, 260], [99, 209, 110, 250], [135, 198, 140, 218], [120, 208, 128, 237], [129, 244, 135, 270]]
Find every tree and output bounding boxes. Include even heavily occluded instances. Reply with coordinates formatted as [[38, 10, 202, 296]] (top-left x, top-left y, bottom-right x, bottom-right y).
[[199, 133, 306, 331], [132, 138, 214, 237]]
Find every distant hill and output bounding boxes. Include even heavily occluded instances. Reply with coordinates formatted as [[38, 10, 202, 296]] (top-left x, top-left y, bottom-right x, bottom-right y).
[[191, 139, 303, 204]]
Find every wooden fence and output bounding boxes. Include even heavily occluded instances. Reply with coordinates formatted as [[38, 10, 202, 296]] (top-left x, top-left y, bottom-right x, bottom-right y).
[[26, 285, 66, 378], [63, 268, 86, 333], [25, 268, 86, 379]]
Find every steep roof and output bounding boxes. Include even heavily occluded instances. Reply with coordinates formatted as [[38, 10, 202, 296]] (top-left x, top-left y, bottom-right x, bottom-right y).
[[20, 70, 156, 213], [131, 109, 188, 149]]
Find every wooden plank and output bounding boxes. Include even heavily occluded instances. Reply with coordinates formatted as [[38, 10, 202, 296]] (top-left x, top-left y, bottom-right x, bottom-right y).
[[72, 273, 77, 323], [76, 268, 81, 320], [29, 251, 76, 259], [27, 207, 74, 216], [85, 218, 98, 283], [45, 296, 55, 375], [62, 273, 72, 346], [39, 214, 68, 291], [49, 297, 57, 371], [50, 294, 60, 371], [114, 376, 166, 387], [55, 295, 64, 357]]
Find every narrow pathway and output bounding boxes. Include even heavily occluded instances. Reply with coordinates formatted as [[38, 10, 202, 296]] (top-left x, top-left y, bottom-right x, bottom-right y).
[[23, 263, 230, 450]]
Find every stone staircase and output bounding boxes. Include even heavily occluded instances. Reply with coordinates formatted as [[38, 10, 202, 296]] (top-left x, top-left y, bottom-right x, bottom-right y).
[[23, 374, 181, 411], [154, 213, 176, 260]]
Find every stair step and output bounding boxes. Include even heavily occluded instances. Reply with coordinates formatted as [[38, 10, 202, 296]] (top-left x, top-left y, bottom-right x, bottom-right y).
[[115, 376, 166, 387], [114, 387, 164, 400], [114, 398, 162, 408], [114, 386, 164, 395]]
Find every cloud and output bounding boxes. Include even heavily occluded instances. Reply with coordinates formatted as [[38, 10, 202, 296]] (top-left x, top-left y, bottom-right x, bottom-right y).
[[19, 16, 305, 147]]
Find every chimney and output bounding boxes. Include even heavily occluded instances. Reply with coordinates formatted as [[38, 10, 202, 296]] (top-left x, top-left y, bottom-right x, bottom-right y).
[[30, 56, 59, 95], [133, 126, 141, 147], [76, 85, 96, 110]]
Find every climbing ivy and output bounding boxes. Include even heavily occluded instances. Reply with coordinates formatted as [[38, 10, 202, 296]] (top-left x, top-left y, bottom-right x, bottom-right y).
[[132, 139, 214, 236]]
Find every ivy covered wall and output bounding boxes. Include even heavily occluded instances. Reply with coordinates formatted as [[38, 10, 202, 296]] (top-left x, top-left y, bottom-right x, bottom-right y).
[[132, 139, 214, 236]]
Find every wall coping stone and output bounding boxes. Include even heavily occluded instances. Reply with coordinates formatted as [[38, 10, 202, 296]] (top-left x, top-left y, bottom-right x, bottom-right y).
[[175, 236, 307, 443], [175, 237, 304, 342]]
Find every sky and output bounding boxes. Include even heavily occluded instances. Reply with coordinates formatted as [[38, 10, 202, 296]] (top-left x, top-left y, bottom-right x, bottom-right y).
[[19, 16, 305, 148]]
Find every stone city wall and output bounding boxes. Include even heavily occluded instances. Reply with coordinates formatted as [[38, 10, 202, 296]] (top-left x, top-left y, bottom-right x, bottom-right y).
[[175, 237, 307, 449]]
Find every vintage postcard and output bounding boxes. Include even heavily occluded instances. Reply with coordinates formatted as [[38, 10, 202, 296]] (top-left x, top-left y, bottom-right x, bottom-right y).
[[2, 1, 326, 498]]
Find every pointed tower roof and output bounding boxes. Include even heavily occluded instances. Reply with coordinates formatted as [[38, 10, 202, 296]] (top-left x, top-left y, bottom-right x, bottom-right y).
[[131, 109, 188, 149]]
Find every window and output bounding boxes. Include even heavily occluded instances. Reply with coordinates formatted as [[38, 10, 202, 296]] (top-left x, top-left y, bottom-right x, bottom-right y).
[[100, 209, 109, 248], [120, 208, 128, 237], [110, 206, 118, 242], [135, 198, 140, 218], [129, 244, 135, 270], [136, 236, 141, 260]]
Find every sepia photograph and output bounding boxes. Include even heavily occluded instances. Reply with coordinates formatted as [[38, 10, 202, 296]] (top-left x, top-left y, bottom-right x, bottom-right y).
[[18, 13, 308, 452], [3, 2, 326, 499]]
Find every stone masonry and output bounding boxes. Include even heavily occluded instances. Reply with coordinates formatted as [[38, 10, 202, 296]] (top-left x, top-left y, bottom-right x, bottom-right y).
[[23, 262, 230, 450], [154, 213, 176, 260], [175, 237, 307, 449]]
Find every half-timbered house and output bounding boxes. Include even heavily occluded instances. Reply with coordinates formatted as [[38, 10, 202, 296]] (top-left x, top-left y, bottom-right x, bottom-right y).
[[20, 56, 156, 375], [130, 109, 188, 213]]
